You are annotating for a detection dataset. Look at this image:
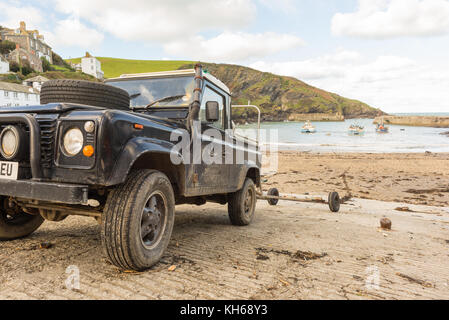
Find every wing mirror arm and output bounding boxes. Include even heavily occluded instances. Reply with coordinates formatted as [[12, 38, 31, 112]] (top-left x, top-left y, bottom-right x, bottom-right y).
[[231, 121, 236, 135]]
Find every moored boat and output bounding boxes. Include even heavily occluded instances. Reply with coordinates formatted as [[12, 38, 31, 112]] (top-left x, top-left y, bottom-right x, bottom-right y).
[[376, 116, 389, 133], [349, 124, 365, 135], [301, 120, 316, 133]]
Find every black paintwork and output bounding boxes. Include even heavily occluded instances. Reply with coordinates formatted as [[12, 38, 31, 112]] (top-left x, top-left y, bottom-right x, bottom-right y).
[[0, 79, 261, 205]]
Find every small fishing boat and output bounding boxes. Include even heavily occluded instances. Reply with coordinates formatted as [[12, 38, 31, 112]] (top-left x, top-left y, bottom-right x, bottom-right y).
[[348, 124, 365, 135], [376, 119, 389, 133], [301, 120, 316, 134], [376, 124, 389, 133]]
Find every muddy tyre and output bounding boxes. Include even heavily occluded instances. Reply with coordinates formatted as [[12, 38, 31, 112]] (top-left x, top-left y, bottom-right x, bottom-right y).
[[267, 188, 280, 206], [40, 80, 130, 110], [228, 178, 257, 226], [0, 207, 44, 241], [328, 192, 341, 213], [101, 170, 175, 271]]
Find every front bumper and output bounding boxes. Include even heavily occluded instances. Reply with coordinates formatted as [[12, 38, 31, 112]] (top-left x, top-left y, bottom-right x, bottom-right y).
[[0, 180, 88, 205]]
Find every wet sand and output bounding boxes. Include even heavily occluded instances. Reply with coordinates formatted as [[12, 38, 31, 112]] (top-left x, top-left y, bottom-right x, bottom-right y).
[[264, 152, 449, 207]]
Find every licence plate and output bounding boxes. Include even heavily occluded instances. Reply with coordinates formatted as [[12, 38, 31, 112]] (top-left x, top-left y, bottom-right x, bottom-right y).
[[0, 161, 19, 180]]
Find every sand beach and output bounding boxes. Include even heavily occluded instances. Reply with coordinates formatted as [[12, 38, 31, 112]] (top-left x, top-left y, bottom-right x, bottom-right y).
[[265, 152, 449, 207]]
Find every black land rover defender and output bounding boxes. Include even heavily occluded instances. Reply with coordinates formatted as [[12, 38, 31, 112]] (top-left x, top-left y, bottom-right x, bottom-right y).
[[0, 65, 261, 271]]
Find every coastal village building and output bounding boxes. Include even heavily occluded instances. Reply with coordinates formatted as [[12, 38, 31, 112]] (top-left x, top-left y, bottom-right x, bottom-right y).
[[7, 47, 43, 72], [74, 63, 82, 72], [80, 53, 104, 80], [0, 82, 39, 107], [0, 55, 9, 73], [0, 21, 53, 73], [23, 75, 49, 92]]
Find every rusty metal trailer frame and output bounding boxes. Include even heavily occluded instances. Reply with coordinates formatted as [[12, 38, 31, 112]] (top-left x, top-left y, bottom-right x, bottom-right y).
[[257, 189, 341, 212]]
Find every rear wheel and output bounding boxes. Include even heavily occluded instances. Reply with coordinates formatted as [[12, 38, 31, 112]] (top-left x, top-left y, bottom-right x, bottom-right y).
[[0, 200, 44, 240], [228, 178, 257, 226], [101, 170, 175, 271]]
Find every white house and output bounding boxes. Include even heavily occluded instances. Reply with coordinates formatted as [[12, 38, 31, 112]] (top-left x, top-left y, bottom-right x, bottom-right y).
[[0, 82, 40, 107], [23, 75, 49, 92], [70, 62, 82, 72], [81, 56, 104, 80], [0, 55, 9, 74]]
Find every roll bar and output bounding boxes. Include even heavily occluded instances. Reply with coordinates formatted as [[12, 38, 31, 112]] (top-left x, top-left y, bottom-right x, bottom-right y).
[[231, 104, 261, 146]]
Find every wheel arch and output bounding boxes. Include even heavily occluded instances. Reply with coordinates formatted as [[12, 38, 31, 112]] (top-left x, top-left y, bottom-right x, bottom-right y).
[[130, 152, 185, 196], [107, 137, 185, 195], [245, 166, 261, 188]]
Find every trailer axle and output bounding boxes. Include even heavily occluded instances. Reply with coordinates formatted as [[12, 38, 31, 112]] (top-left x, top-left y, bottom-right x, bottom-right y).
[[257, 189, 341, 213]]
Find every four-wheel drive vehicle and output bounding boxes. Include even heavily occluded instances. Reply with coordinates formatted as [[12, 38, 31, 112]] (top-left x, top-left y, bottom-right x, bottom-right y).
[[0, 65, 261, 271]]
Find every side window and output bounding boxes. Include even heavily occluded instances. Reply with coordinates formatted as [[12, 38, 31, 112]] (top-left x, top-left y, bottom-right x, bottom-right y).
[[200, 86, 224, 129]]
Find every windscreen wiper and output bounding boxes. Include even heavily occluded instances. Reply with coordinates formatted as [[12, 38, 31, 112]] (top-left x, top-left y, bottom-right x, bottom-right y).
[[130, 93, 141, 100], [144, 95, 185, 109]]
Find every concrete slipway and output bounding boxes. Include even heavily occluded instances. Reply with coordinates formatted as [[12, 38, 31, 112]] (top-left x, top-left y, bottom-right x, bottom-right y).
[[0, 196, 448, 300]]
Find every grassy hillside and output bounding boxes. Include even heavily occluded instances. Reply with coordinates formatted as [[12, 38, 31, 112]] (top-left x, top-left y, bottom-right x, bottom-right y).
[[18, 71, 99, 82], [64, 57, 384, 119], [66, 57, 192, 78], [182, 63, 384, 120], [51, 64, 72, 72], [40, 71, 99, 81], [1, 70, 96, 83]]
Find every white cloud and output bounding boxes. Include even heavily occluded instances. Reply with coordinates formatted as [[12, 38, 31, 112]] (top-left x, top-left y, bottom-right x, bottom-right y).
[[52, 0, 257, 42], [3, 0, 303, 61], [332, 0, 449, 38], [0, 2, 45, 30], [250, 50, 449, 113], [258, 0, 297, 13], [164, 32, 304, 62], [49, 0, 303, 61], [45, 18, 104, 49], [0, 1, 102, 50], [251, 49, 362, 79]]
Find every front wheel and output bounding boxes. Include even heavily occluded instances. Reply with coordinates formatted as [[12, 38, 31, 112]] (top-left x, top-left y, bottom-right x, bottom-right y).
[[101, 170, 175, 271], [0, 202, 44, 240], [228, 178, 257, 226]]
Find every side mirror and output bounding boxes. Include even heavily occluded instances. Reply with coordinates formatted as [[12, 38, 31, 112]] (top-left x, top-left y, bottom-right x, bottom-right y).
[[205, 101, 220, 122]]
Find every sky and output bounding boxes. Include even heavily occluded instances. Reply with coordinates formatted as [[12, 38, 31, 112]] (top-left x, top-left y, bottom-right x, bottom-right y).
[[1, 0, 449, 113]]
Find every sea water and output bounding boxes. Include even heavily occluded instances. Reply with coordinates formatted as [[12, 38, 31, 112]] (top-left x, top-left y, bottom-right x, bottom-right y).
[[236, 116, 449, 153]]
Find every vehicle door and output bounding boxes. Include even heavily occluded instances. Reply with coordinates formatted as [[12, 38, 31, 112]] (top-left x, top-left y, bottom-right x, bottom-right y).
[[191, 84, 229, 194]]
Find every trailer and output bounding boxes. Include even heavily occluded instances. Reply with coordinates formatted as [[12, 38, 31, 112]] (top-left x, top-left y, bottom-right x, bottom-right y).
[[258, 189, 341, 213]]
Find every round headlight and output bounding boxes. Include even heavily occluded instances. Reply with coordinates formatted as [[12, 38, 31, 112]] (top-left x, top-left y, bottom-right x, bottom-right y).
[[63, 128, 84, 157], [0, 127, 19, 159], [84, 121, 95, 133]]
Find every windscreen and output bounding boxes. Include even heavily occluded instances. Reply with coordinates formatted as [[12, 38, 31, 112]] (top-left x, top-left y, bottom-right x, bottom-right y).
[[107, 76, 196, 108]]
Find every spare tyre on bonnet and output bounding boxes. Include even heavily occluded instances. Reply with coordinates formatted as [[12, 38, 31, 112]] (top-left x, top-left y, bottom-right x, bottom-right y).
[[40, 79, 130, 110]]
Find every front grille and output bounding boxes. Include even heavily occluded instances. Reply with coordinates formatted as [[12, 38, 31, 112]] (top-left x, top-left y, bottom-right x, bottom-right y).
[[37, 116, 58, 168], [0, 115, 58, 171]]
